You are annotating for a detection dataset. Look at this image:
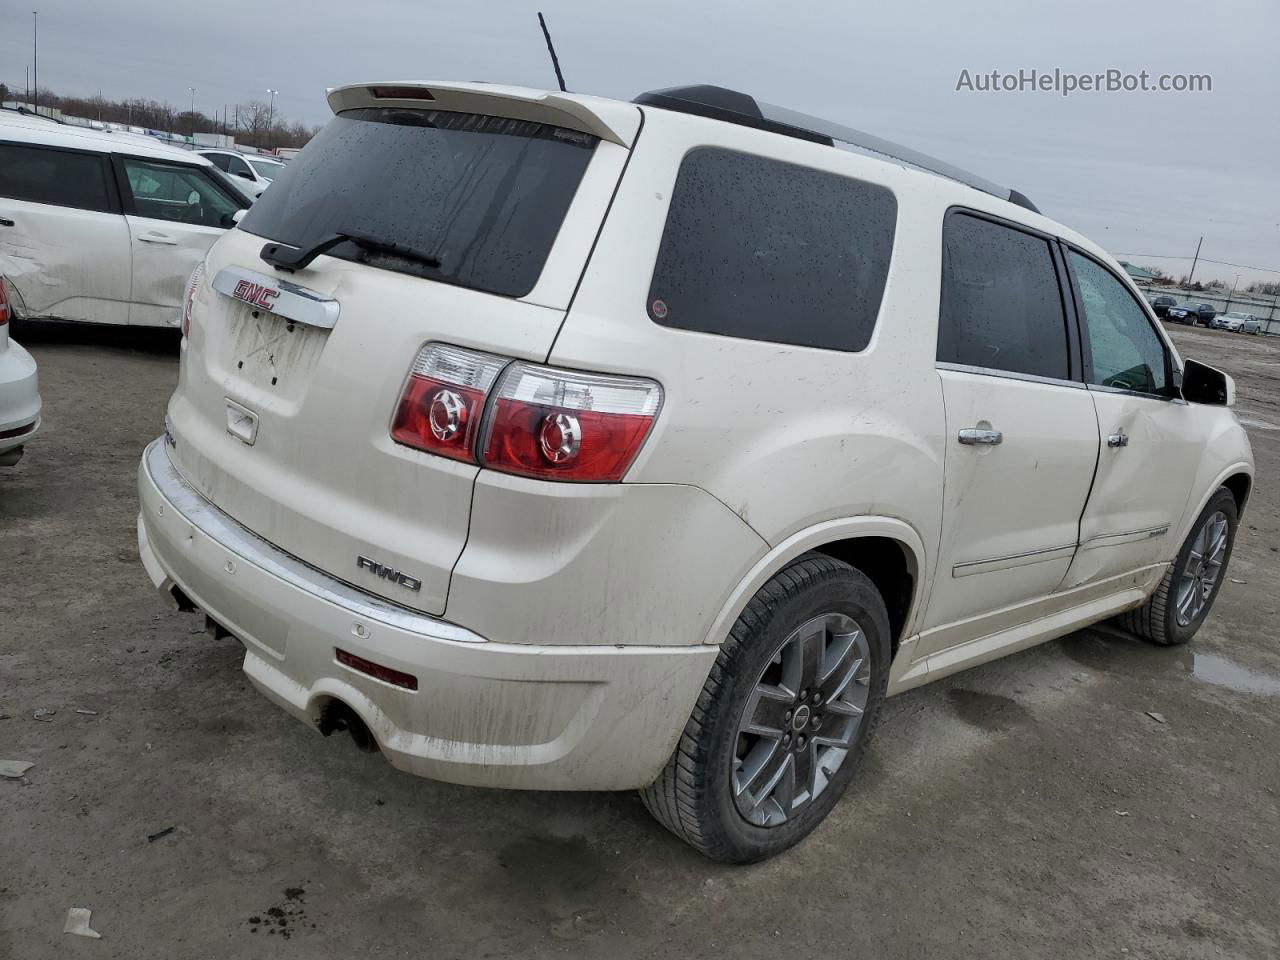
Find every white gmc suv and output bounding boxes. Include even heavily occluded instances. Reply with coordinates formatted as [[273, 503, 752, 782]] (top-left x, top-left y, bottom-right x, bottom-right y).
[[136, 82, 1254, 862]]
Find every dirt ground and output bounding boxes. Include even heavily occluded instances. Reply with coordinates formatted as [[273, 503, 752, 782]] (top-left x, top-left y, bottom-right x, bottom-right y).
[[2, 321, 1277, 959]]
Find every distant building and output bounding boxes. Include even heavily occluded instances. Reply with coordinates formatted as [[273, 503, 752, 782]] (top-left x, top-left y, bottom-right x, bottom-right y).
[[1118, 261, 1160, 284]]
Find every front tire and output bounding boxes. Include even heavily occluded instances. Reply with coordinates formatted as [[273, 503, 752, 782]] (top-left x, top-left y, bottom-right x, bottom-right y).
[[641, 554, 890, 863], [1118, 488, 1238, 646]]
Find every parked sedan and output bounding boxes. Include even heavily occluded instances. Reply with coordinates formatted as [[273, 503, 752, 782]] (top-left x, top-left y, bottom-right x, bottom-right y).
[[0, 111, 251, 328], [1149, 294, 1178, 318], [1212, 311, 1252, 332], [1167, 302, 1216, 325], [0, 277, 40, 465]]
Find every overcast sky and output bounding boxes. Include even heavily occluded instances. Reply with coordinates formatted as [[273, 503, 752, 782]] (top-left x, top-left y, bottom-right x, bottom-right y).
[[5, 0, 1278, 286]]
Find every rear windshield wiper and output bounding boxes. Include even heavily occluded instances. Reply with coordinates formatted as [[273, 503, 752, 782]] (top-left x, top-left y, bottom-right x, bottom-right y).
[[260, 230, 442, 272]]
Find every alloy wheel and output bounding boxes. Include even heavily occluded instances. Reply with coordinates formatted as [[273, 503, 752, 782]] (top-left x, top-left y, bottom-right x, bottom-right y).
[[731, 613, 871, 827], [1175, 510, 1229, 627]]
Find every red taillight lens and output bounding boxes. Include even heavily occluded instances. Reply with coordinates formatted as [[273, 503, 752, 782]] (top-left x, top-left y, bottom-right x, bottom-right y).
[[0, 277, 11, 327], [181, 262, 204, 338], [391, 344, 506, 462], [482, 364, 662, 482]]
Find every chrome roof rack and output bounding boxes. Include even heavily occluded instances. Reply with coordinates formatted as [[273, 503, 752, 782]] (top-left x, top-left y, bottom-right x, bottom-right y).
[[633, 85, 1039, 214]]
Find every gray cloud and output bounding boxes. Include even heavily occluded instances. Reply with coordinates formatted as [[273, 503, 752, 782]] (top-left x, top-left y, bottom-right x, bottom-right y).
[[7, 0, 1279, 285]]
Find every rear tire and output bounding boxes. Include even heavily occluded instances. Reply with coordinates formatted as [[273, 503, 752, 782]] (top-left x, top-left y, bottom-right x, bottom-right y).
[[1117, 488, 1237, 646], [641, 553, 890, 863]]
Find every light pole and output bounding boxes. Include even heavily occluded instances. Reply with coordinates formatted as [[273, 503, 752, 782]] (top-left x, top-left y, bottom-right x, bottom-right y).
[[32, 11, 38, 114], [265, 88, 279, 149], [188, 86, 196, 139]]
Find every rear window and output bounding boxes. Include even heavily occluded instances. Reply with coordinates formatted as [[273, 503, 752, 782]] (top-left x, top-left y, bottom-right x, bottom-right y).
[[646, 147, 897, 352], [0, 142, 113, 213], [238, 108, 598, 298]]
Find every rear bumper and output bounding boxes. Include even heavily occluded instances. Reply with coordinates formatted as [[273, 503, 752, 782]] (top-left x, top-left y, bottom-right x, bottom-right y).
[[136, 438, 716, 790], [0, 339, 41, 457]]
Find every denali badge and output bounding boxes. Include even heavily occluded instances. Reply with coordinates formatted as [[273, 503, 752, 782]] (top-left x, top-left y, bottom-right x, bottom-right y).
[[356, 555, 423, 592], [231, 278, 280, 311]]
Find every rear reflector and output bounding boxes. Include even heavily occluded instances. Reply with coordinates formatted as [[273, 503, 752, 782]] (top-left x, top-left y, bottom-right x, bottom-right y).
[[482, 364, 662, 482], [391, 344, 507, 462], [336, 648, 419, 691], [369, 86, 436, 100]]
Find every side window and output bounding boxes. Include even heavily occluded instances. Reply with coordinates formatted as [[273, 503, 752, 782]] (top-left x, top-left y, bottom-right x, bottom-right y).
[[938, 213, 1070, 380], [1069, 251, 1169, 396], [226, 155, 252, 177], [121, 158, 240, 228], [205, 153, 231, 172], [0, 142, 113, 213], [647, 147, 897, 352]]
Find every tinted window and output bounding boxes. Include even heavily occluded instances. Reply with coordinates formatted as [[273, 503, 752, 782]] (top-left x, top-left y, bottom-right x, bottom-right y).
[[647, 147, 897, 352], [121, 158, 241, 228], [204, 153, 231, 171], [1069, 251, 1169, 396], [938, 214, 1069, 380], [240, 108, 598, 298], [0, 142, 112, 212], [226, 155, 252, 177]]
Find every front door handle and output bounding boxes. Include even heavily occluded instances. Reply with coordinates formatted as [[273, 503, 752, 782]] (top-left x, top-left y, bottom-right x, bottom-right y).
[[138, 232, 178, 245], [958, 427, 1003, 445], [1107, 431, 1130, 448], [0, 217, 14, 227]]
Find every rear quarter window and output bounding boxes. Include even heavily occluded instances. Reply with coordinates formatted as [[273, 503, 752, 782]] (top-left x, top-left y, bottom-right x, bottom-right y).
[[646, 147, 897, 352]]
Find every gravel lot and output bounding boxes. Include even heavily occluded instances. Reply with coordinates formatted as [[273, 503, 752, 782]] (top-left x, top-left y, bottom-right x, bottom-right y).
[[2, 321, 1277, 959]]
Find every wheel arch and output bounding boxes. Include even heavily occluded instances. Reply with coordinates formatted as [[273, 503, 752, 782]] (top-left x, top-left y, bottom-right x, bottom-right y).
[[1174, 461, 1254, 547], [702, 517, 928, 656]]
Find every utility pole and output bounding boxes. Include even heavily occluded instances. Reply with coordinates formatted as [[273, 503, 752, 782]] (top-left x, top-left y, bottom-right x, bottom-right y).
[[266, 88, 279, 149], [1186, 236, 1204, 288], [188, 86, 196, 139], [32, 11, 38, 115]]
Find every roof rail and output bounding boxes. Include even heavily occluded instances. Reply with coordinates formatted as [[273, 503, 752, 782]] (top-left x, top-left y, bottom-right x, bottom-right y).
[[632, 85, 1039, 214]]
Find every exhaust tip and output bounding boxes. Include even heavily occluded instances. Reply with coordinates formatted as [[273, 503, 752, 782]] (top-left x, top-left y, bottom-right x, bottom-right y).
[[316, 699, 379, 754]]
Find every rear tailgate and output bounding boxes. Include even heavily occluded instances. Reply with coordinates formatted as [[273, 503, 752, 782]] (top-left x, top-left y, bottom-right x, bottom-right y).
[[166, 90, 638, 615]]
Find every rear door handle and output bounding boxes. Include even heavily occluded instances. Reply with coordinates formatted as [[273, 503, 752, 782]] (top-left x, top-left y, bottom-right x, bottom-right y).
[[958, 428, 1003, 445], [138, 232, 178, 245], [0, 217, 14, 227], [1107, 431, 1129, 448]]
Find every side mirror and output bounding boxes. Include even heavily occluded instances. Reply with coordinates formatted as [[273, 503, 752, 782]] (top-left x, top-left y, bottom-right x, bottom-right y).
[[231, 208, 247, 225], [1181, 358, 1235, 406], [235, 170, 254, 180]]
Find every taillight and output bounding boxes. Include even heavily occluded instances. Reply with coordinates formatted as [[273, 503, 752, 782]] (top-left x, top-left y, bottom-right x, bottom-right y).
[[391, 344, 662, 482], [482, 364, 661, 482], [181, 262, 205, 338], [0, 277, 11, 327], [391, 344, 507, 462]]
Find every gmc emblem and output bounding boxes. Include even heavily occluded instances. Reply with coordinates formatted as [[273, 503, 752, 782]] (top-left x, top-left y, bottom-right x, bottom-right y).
[[232, 279, 280, 311], [356, 555, 423, 592]]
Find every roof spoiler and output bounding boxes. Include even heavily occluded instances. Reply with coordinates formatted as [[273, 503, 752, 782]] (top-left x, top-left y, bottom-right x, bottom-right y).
[[326, 82, 637, 147], [633, 85, 1040, 214]]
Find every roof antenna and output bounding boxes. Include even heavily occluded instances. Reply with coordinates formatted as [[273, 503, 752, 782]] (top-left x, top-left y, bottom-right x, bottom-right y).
[[537, 12, 568, 92]]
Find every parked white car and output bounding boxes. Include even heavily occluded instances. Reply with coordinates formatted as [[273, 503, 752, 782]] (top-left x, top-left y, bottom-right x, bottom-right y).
[[196, 150, 285, 199], [0, 277, 40, 465], [0, 110, 251, 327], [1212, 311, 1264, 335], [136, 81, 1254, 862]]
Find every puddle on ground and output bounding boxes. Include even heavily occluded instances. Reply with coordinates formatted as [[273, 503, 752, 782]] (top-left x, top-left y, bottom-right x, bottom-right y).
[[1191, 653, 1280, 697]]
